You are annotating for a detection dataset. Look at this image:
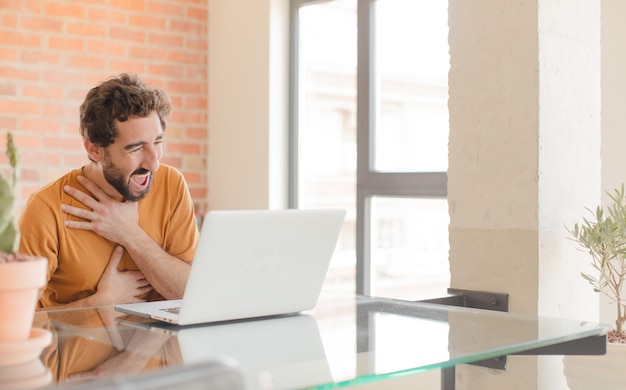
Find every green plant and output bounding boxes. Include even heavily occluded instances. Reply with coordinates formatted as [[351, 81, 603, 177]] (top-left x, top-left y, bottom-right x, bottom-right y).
[[0, 133, 20, 254], [568, 184, 626, 342]]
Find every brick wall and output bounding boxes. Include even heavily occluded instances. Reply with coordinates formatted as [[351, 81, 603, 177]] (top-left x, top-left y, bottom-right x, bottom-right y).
[[0, 0, 208, 215]]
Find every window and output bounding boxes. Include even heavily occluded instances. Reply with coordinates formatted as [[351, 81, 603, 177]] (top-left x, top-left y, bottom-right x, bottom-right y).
[[290, 0, 449, 300]]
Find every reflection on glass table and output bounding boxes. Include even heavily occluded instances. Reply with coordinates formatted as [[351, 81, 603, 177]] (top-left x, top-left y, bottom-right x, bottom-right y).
[[26, 292, 607, 390]]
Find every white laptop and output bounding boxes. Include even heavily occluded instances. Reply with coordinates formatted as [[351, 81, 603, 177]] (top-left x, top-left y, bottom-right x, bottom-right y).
[[115, 209, 345, 325]]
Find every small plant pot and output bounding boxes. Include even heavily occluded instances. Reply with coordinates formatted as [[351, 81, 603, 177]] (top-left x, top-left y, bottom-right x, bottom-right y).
[[563, 341, 626, 389], [0, 255, 47, 343]]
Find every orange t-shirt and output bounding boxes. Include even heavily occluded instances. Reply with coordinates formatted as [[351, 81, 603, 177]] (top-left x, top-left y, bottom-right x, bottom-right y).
[[18, 164, 200, 308]]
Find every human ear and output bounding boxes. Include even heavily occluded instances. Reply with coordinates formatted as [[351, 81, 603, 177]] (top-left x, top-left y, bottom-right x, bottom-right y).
[[84, 139, 104, 163]]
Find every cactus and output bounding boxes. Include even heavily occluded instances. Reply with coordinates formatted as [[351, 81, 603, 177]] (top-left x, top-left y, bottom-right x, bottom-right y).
[[0, 133, 20, 254]]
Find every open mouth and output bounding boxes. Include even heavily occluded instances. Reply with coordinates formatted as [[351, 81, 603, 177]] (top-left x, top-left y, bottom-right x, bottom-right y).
[[130, 173, 150, 191]]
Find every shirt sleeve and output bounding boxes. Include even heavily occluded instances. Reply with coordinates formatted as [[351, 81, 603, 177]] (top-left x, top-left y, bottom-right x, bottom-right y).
[[163, 167, 200, 264], [18, 193, 61, 308]]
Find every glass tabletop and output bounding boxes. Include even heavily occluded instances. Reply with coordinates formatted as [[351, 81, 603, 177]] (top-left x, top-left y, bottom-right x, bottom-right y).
[[20, 291, 607, 389]]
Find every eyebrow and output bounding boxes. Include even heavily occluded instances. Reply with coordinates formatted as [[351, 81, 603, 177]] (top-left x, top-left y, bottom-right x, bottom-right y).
[[123, 133, 164, 151]]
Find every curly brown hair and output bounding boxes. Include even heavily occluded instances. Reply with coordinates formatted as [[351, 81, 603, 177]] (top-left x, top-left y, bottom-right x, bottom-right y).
[[79, 73, 171, 147]]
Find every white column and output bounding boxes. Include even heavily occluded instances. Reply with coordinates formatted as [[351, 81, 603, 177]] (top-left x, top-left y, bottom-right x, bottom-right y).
[[448, 0, 600, 388], [207, 0, 289, 210]]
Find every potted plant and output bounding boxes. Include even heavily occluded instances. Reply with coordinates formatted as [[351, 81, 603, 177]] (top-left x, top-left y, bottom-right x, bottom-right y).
[[0, 133, 48, 345], [562, 184, 626, 389]]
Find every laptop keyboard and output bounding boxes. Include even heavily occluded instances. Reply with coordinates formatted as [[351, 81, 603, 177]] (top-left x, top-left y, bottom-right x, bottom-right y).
[[160, 307, 181, 314]]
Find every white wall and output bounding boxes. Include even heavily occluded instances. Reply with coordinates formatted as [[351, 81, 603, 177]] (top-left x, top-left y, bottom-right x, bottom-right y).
[[207, 0, 289, 211]]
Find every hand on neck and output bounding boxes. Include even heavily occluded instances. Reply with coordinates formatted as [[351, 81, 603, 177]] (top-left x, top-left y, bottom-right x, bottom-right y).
[[81, 163, 124, 201]]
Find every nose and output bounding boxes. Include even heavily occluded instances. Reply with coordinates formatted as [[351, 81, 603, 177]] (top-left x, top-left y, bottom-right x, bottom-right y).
[[142, 143, 161, 172]]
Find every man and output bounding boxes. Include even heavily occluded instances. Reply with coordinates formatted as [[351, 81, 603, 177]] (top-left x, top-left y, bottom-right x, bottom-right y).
[[19, 73, 199, 309]]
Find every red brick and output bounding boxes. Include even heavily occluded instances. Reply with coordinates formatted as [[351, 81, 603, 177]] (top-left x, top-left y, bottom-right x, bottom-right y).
[[187, 6, 208, 21], [44, 2, 86, 18], [63, 152, 90, 167], [67, 55, 106, 70], [183, 171, 201, 184], [160, 156, 181, 166], [20, 168, 41, 183], [170, 19, 205, 35], [170, 110, 203, 124], [0, 99, 39, 116], [0, 47, 19, 62], [22, 84, 63, 100], [128, 45, 162, 60], [148, 1, 184, 17], [48, 35, 85, 51], [11, 134, 40, 150], [109, 60, 147, 75], [67, 86, 91, 101], [167, 141, 200, 154], [20, 50, 62, 65], [0, 66, 39, 81], [128, 14, 166, 29], [186, 37, 207, 51], [0, 31, 41, 47], [20, 118, 62, 132], [0, 0, 26, 11], [0, 117, 17, 130], [0, 83, 16, 95], [167, 50, 205, 65], [148, 64, 185, 78], [21, 15, 64, 32], [187, 67, 208, 81], [24, 0, 43, 13], [87, 39, 128, 56], [73, 0, 109, 5], [186, 127, 208, 139], [185, 97, 208, 110], [86, 8, 127, 24], [42, 101, 78, 118], [43, 136, 77, 149], [67, 21, 107, 37], [43, 69, 85, 85], [110, 0, 145, 12], [0, 13, 18, 28], [149, 32, 184, 47], [190, 186, 207, 199], [110, 26, 146, 43]]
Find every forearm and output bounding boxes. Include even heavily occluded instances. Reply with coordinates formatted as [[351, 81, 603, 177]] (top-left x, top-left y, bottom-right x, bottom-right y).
[[119, 228, 191, 300], [38, 293, 103, 311]]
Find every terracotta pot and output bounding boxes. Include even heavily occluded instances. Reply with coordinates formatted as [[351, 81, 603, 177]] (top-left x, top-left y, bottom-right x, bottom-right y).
[[0, 357, 51, 388], [563, 341, 626, 390], [0, 255, 47, 342]]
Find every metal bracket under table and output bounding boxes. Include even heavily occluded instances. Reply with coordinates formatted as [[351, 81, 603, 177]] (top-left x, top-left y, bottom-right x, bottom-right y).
[[416, 288, 607, 390]]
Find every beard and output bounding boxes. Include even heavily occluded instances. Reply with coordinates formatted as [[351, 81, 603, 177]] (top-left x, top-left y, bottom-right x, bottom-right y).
[[102, 155, 153, 202]]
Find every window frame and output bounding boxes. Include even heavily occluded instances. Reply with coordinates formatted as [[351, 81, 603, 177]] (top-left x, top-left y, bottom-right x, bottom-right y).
[[289, 0, 447, 295]]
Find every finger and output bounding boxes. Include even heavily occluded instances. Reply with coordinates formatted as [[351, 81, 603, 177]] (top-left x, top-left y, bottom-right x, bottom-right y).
[[136, 285, 153, 295], [104, 246, 124, 274], [63, 185, 100, 208], [61, 204, 93, 221], [136, 279, 151, 289], [124, 270, 145, 280], [66, 371, 96, 382], [64, 219, 93, 230], [77, 175, 109, 202]]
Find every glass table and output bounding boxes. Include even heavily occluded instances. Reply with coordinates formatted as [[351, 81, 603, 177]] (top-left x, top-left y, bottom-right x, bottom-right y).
[[9, 291, 608, 390]]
